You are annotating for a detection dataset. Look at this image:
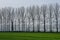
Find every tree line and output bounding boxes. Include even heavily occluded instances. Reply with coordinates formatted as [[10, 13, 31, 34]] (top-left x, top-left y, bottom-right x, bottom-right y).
[[0, 3, 60, 32]]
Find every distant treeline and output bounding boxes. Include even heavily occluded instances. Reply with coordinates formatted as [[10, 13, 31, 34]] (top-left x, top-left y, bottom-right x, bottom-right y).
[[0, 3, 60, 32]]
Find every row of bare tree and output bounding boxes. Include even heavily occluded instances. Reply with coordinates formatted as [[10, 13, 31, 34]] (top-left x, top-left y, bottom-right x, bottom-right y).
[[0, 3, 60, 32]]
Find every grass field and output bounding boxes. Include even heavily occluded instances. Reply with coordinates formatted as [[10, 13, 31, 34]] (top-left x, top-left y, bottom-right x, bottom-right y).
[[0, 32, 60, 40]]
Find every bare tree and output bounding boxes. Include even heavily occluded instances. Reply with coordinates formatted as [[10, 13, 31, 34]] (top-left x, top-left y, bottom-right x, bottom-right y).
[[1, 8, 7, 31], [41, 5, 47, 32], [11, 8, 14, 31], [1, 10, 2, 31], [6, 7, 12, 31], [20, 7, 25, 31], [54, 3, 59, 32], [26, 7, 31, 32], [0, 10, 2, 31], [36, 6, 40, 32], [49, 4, 53, 32], [29, 6, 36, 32], [17, 8, 21, 31]]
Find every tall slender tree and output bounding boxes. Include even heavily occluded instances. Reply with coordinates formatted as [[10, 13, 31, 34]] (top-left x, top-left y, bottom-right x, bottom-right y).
[[41, 5, 47, 32], [36, 6, 40, 32], [20, 7, 25, 31], [54, 3, 59, 32], [29, 6, 35, 32], [11, 8, 14, 31], [49, 4, 53, 32]]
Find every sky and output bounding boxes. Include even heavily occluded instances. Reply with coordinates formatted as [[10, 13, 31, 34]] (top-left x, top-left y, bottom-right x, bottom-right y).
[[0, 0, 60, 8]]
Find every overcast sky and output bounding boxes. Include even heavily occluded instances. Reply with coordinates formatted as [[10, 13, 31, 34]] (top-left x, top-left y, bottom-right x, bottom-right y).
[[0, 0, 60, 8]]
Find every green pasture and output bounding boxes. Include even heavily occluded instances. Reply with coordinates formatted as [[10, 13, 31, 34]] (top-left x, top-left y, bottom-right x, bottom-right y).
[[0, 32, 60, 40]]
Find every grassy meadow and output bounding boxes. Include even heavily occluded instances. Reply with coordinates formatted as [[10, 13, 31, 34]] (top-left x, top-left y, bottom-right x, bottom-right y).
[[0, 32, 60, 40]]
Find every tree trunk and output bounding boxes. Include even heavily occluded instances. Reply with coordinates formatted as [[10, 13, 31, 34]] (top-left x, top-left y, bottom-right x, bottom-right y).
[[37, 17, 40, 32], [32, 18, 34, 32], [50, 12, 52, 32], [11, 21, 13, 31]]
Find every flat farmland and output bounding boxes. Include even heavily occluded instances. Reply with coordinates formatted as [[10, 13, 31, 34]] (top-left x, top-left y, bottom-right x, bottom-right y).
[[0, 32, 60, 40]]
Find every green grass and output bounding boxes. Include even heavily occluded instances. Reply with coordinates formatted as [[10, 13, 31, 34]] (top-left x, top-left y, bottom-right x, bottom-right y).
[[0, 32, 60, 40]]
